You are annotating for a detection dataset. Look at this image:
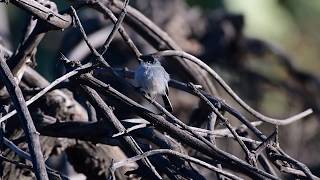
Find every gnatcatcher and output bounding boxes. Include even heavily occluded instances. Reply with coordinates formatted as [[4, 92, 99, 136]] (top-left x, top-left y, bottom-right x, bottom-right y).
[[135, 56, 173, 112]]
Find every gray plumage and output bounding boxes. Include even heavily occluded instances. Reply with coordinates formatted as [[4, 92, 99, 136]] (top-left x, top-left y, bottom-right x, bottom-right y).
[[135, 57, 173, 112]]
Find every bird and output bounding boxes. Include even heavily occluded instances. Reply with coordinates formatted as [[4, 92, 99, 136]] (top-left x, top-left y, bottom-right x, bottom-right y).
[[134, 55, 173, 112]]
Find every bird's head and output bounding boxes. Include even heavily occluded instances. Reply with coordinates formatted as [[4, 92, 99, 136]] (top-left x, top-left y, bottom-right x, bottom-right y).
[[139, 55, 158, 64]]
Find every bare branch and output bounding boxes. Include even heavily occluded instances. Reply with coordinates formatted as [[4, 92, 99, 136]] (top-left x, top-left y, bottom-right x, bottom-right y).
[[188, 82, 256, 166], [80, 84, 162, 179], [106, 0, 218, 95], [100, 0, 129, 56], [150, 50, 313, 125], [0, 52, 48, 180], [111, 149, 244, 180], [80, 74, 278, 179], [9, 0, 72, 29], [91, 2, 142, 58], [0, 62, 92, 123]]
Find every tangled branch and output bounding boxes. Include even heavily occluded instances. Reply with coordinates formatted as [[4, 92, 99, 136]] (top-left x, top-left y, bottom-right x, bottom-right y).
[[0, 0, 318, 179]]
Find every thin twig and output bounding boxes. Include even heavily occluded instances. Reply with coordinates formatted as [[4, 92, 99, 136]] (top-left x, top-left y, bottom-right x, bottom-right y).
[[85, 101, 97, 122], [96, 67, 268, 141], [254, 130, 276, 156], [80, 84, 162, 179], [270, 153, 317, 179], [275, 147, 318, 179], [198, 121, 263, 136], [168, 78, 267, 141], [71, 6, 110, 68], [150, 50, 313, 125], [207, 112, 217, 144], [3, 137, 70, 179], [100, 0, 129, 56], [188, 82, 256, 166], [92, 2, 142, 58], [0, 154, 33, 170], [111, 149, 244, 180], [0, 62, 92, 123], [107, 0, 217, 94], [66, 6, 276, 178], [3, 137, 31, 160], [21, 15, 37, 45], [257, 154, 278, 177], [0, 53, 48, 180], [189, 126, 262, 145], [4, 22, 45, 81], [71, 10, 162, 178], [280, 166, 317, 179], [9, 0, 72, 29], [80, 73, 278, 179], [114, 119, 262, 145]]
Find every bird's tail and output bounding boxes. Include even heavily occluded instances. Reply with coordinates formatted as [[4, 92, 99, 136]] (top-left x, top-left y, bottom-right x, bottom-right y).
[[162, 94, 173, 112]]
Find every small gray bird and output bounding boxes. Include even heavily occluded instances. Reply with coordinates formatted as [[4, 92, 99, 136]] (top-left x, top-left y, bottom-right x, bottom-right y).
[[135, 56, 173, 112]]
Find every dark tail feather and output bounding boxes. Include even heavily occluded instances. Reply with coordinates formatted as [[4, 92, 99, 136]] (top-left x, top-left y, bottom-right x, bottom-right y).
[[162, 94, 173, 112]]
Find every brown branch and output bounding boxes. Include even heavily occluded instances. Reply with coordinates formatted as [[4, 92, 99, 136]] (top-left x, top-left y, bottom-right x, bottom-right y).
[[67, 7, 270, 176], [6, 27, 45, 79], [167, 78, 267, 141], [150, 50, 313, 125], [2, 0, 71, 84], [270, 153, 317, 179], [2, 1, 315, 179], [0, 53, 48, 180], [100, 0, 129, 56], [0, 62, 92, 123], [104, 0, 218, 95], [3, 137, 70, 179], [95, 67, 268, 141], [35, 118, 262, 147], [89, 2, 142, 58], [274, 147, 318, 179], [188, 82, 256, 166], [9, 0, 72, 29], [111, 149, 244, 180], [69, 10, 162, 178], [71, 6, 111, 68], [80, 84, 162, 179], [79, 74, 278, 179]]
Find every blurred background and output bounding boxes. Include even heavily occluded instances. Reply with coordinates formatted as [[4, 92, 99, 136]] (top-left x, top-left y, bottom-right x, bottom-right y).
[[1, 0, 320, 176]]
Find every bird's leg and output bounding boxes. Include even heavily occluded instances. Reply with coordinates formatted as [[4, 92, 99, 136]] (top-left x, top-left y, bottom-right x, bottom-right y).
[[148, 93, 157, 104], [163, 87, 173, 112], [135, 86, 156, 103]]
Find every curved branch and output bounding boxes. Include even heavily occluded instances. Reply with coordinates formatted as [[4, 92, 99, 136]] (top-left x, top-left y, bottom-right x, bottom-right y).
[[111, 149, 244, 180], [80, 74, 278, 179], [105, 0, 218, 95], [188, 83, 256, 165], [150, 50, 313, 125]]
